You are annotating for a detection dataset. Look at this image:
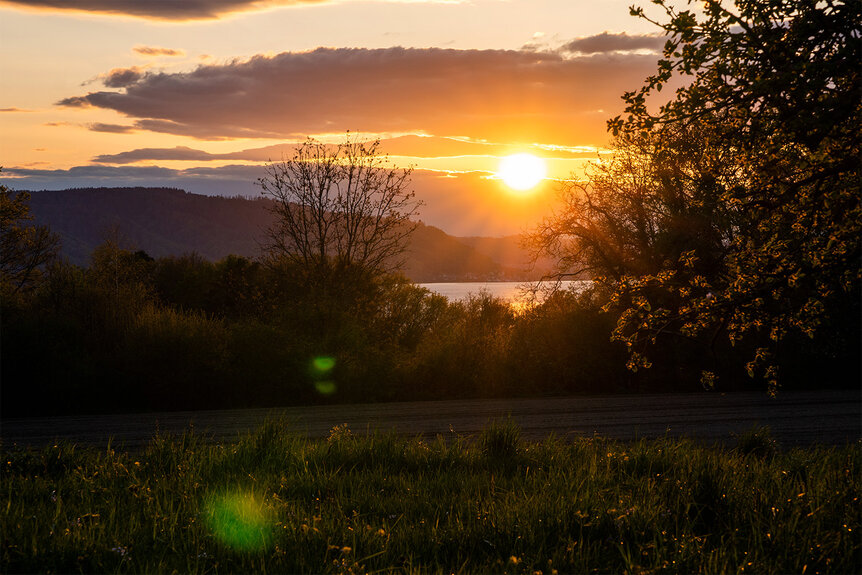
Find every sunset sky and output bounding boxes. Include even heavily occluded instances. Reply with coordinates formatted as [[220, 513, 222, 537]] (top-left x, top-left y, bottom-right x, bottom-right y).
[[0, 0, 668, 236]]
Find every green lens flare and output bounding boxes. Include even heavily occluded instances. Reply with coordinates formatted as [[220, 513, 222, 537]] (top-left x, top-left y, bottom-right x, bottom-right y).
[[314, 380, 337, 395], [205, 491, 272, 551], [312, 356, 336, 375]]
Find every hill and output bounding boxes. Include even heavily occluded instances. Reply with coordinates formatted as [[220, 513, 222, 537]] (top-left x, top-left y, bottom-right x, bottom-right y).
[[26, 187, 548, 282]]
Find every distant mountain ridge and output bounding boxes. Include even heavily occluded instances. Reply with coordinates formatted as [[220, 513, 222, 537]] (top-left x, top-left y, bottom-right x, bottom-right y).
[[26, 187, 550, 282]]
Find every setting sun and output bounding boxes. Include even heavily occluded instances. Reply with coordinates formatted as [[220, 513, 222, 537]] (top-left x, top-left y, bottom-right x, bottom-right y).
[[498, 153, 547, 192]]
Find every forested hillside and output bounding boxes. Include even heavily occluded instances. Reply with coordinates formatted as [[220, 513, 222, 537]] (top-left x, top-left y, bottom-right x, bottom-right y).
[[26, 187, 546, 281]]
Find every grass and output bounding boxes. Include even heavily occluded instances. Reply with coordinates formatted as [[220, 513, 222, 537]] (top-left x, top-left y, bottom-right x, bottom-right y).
[[1, 419, 859, 574]]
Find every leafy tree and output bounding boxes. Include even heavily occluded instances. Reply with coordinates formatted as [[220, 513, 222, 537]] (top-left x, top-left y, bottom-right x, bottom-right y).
[[258, 135, 421, 290], [88, 238, 154, 330], [529, 120, 741, 282], [152, 253, 216, 313], [529, 119, 746, 381], [537, 0, 860, 392], [0, 178, 60, 298]]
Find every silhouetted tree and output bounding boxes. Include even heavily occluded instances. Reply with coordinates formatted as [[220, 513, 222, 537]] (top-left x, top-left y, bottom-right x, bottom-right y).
[[529, 120, 740, 282], [88, 237, 154, 331], [535, 0, 861, 392], [0, 177, 60, 298], [258, 135, 421, 289]]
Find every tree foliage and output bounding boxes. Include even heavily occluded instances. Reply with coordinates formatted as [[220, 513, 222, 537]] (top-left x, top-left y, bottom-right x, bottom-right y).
[[529, 120, 741, 282], [536, 0, 861, 392], [0, 178, 60, 299]]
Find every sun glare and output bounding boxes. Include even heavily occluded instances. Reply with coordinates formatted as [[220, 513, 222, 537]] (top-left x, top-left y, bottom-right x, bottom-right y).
[[498, 153, 547, 192]]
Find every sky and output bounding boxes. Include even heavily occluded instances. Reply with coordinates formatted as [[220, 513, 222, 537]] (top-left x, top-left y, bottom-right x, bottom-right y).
[[0, 0, 669, 236]]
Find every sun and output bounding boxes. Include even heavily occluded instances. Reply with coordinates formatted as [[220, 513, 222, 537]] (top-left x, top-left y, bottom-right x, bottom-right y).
[[498, 153, 547, 192]]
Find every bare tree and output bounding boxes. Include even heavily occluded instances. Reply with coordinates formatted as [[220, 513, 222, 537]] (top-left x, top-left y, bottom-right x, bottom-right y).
[[258, 136, 421, 284]]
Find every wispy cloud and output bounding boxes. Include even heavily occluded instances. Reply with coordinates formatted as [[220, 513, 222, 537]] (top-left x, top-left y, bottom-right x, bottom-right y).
[[55, 97, 90, 108], [93, 146, 218, 163], [560, 32, 665, 55], [88, 123, 137, 134], [5, 165, 180, 179], [133, 45, 185, 57], [91, 136, 600, 165], [41, 120, 136, 133], [57, 47, 657, 146]]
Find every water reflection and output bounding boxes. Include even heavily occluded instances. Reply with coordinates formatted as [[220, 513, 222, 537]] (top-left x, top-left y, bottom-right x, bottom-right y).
[[419, 280, 589, 303]]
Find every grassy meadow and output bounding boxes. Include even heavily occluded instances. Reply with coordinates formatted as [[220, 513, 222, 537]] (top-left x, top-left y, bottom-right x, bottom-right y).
[[2, 420, 859, 574]]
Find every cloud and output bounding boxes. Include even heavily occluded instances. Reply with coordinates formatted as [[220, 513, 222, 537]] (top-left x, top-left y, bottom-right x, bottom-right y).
[[375, 135, 598, 159], [133, 119, 284, 140], [0, 0, 458, 21], [4, 163, 268, 184], [88, 123, 137, 134], [56, 96, 91, 108], [133, 45, 185, 57], [0, 107, 34, 113], [0, 0, 329, 21], [5, 165, 179, 179], [560, 32, 665, 55], [2, 164, 261, 197], [92, 136, 600, 165], [101, 66, 145, 88], [57, 47, 658, 146], [93, 146, 218, 163]]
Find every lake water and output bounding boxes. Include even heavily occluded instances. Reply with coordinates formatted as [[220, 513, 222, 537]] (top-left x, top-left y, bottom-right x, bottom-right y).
[[418, 281, 588, 302]]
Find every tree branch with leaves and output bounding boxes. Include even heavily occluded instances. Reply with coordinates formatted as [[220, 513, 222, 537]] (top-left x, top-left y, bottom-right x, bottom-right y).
[[535, 0, 860, 393], [0, 176, 60, 299]]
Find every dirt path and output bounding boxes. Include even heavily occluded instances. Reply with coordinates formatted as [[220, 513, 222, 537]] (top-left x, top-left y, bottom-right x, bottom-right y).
[[2, 390, 859, 450]]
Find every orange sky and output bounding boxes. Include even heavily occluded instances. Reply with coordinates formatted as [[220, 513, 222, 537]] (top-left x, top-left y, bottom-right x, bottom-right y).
[[0, 0, 669, 236]]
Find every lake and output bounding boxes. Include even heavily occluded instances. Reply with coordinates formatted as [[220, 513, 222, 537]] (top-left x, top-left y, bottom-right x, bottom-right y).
[[418, 280, 589, 302]]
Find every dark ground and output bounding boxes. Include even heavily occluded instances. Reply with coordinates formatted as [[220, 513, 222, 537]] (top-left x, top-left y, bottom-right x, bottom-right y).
[[2, 390, 859, 450]]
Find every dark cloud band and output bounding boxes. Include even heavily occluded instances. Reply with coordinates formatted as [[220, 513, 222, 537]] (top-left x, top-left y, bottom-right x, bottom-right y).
[[0, 0, 326, 21], [561, 32, 665, 54]]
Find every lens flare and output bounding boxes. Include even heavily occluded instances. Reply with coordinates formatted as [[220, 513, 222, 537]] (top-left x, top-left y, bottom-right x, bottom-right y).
[[314, 381, 337, 395], [205, 491, 273, 551], [311, 356, 336, 376]]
